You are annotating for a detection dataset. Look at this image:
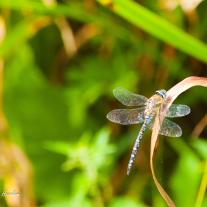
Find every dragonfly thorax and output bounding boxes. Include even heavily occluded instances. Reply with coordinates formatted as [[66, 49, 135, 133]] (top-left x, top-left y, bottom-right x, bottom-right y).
[[145, 93, 165, 116]]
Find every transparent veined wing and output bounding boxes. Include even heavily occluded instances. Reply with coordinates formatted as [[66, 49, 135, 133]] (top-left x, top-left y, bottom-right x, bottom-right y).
[[113, 87, 148, 106], [147, 116, 182, 137], [165, 104, 190, 118], [107, 107, 145, 125]]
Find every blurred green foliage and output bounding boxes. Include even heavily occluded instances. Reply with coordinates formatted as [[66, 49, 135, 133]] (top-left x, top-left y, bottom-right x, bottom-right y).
[[0, 0, 207, 207]]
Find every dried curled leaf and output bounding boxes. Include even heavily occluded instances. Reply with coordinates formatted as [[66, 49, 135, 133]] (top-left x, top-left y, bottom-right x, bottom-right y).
[[150, 76, 207, 207]]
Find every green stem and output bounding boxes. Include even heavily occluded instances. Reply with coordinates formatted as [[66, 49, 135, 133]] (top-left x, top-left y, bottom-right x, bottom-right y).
[[195, 162, 207, 207]]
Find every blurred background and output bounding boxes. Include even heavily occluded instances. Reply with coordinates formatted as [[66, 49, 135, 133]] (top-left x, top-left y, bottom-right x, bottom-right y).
[[0, 0, 207, 206]]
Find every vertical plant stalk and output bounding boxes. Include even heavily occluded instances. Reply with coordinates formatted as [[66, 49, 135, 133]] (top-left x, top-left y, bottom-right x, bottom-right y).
[[195, 161, 207, 207], [150, 77, 207, 207], [0, 18, 36, 206]]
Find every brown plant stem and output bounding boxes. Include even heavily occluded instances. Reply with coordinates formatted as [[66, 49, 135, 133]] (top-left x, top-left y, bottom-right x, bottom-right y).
[[150, 76, 207, 207], [191, 113, 207, 138]]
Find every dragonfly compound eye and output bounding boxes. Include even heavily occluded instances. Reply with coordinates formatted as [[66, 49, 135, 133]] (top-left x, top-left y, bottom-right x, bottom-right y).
[[155, 89, 166, 99]]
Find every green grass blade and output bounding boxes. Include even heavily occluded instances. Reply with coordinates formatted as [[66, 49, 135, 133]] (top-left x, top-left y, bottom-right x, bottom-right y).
[[0, 0, 132, 42], [0, 0, 94, 23], [0, 18, 34, 57], [195, 162, 207, 207], [96, 0, 207, 63]]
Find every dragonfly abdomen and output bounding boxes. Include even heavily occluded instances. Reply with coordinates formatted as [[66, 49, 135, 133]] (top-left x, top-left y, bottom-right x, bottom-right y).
[[127, 116, 151, 175]]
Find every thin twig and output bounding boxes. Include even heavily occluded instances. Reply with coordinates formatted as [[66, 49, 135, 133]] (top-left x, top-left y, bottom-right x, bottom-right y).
[[191, 113, 207, 138]]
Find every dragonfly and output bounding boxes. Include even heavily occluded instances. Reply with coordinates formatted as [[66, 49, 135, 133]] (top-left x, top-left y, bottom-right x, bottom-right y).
[[107, 87, 190, 175]]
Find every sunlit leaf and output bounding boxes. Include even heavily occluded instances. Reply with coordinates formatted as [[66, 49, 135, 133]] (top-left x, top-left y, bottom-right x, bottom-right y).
[[109, 197, 147, 207], [96, 0, 207, 63]]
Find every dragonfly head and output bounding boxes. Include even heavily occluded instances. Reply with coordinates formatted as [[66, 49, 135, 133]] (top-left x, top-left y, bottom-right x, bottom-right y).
[[155, 89, 166, 99]]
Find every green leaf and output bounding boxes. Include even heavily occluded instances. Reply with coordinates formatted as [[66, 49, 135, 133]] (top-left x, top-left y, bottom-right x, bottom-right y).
[[0, 18, 34, 58], [109, 197, 147, 207], [167, 138, 202, 206], [96, 0, 207, 63], [190, 138, 207, 160], [0, 0, 94, 23]]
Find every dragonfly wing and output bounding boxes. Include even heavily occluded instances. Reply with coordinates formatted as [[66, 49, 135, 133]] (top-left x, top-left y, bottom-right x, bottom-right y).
[[147, 116, 182, 137], [107, 107, 145, 125], [113, 87, 148, 106], [164, 104, 190, 117]]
